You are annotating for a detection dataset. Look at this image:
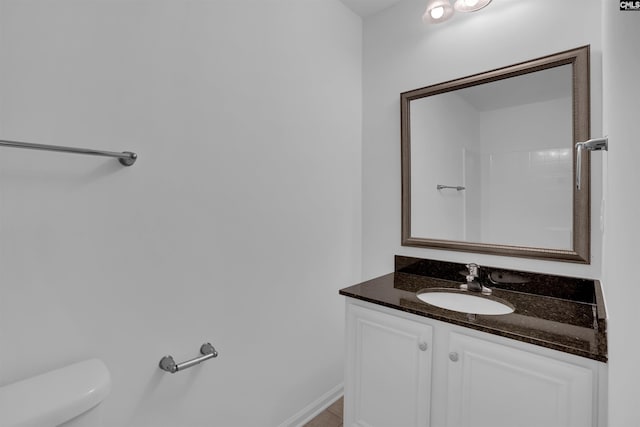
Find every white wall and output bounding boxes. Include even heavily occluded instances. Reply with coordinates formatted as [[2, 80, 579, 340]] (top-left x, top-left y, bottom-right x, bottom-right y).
[[0, 1, 362, 426], [362, 0, 603, 278], [602, 1, 640, 426]]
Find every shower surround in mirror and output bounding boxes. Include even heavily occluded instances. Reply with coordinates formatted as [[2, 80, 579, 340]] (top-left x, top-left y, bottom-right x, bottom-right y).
[[410, 65, 573, 249]]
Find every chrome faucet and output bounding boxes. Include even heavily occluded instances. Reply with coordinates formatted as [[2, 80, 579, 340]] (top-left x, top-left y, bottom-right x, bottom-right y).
[[462, 263, 491, 294]]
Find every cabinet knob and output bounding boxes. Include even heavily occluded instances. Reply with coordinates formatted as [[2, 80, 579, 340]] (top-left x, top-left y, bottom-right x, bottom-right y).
[[418, 342, 428, 351], [449, 352, 459, 362]]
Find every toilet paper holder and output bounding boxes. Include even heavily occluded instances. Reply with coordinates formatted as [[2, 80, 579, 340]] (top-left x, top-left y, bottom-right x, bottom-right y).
[[159, 342, 218, 374]]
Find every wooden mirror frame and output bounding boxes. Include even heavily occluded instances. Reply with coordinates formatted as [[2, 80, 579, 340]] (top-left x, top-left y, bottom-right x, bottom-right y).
[[401, 46, 590, 263]]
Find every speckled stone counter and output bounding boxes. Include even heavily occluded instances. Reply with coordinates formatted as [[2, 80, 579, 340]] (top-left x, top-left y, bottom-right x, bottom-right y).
[[339, 256, 607, 362]]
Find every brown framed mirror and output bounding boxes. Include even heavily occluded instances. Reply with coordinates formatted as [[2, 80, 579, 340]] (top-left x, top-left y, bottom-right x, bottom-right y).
[[401, 46, 590, 263]]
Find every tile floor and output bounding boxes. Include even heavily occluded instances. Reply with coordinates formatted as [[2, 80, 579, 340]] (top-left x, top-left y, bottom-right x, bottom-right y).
[[303, 397, 343, 427]]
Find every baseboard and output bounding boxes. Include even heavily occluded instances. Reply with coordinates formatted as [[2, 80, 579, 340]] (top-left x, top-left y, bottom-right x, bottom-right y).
[[277, 383, 344, 427]]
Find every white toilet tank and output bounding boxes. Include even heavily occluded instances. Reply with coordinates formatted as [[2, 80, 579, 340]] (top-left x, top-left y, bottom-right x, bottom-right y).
[[0, 358, 111, 427]]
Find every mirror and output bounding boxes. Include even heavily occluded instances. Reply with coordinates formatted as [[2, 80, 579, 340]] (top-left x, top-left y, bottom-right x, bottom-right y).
[[401, 46, 590, 263]]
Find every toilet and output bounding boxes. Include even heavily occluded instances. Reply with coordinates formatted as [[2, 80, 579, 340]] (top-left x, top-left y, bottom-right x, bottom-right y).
[[0, 358, 111, 427]]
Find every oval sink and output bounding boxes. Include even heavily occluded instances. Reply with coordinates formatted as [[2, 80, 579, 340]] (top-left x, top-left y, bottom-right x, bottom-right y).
[[417, 289, 514, 315]]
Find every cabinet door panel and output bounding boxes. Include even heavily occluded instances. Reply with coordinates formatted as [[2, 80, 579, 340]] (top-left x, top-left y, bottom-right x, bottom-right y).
[[446, 332, 593, 427], [347, 304, 432, 427]]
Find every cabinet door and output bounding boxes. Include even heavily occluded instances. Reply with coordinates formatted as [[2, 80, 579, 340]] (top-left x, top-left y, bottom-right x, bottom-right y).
[[345, 304, 433, 427], [446, 332, 593, 427]]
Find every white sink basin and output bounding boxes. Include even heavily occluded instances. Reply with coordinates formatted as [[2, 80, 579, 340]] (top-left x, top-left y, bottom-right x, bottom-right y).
[[417, 289, 514, 315]]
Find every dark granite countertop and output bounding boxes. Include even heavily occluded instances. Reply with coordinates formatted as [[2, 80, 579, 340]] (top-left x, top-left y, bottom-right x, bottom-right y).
[[339, 256, 607, 362]]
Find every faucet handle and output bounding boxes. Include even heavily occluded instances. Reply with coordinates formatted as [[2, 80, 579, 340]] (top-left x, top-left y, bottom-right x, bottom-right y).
[[466, 263, 480, 278]]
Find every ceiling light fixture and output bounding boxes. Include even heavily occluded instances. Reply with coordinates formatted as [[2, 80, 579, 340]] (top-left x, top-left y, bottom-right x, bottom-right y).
[[423, 0, 492, 24], [454, 0, 492, 12], [423, 0, 454, 24]]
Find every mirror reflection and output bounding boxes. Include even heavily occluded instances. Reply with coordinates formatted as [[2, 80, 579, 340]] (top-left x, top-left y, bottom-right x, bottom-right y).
[[401, 46, 590, 263], [410, 65, 572, 248]]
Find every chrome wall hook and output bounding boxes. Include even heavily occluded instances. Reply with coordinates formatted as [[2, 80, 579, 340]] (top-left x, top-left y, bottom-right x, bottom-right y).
[[576, 137, 608, 190]]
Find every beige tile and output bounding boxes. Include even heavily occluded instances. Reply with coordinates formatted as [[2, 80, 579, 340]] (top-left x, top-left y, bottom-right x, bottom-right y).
[[327, 397, 344, 418], [304, 410, 342, 427]]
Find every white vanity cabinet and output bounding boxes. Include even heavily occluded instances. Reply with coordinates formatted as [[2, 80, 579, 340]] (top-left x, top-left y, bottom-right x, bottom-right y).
[[446, 332, 595, 427], [345, 303, 433, 427], [344, 298, 606, 427]]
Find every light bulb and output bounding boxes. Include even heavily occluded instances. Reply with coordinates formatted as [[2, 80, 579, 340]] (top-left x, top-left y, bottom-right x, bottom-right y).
[[423, 0, 454, 23], [430, 6, 445, 19], [454, 0, 491, 12]]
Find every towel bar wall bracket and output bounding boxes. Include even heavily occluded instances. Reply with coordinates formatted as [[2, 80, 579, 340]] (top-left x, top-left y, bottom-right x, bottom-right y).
[[0, 139, 137, 166], [118, 152, 138, 166], [159, 342, 218, 374]]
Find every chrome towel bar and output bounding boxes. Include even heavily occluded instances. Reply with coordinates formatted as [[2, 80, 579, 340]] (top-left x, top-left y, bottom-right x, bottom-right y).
[[437, 184, 466, 191], [159, 343, 218, 374], [0, 139, 137, 166]]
